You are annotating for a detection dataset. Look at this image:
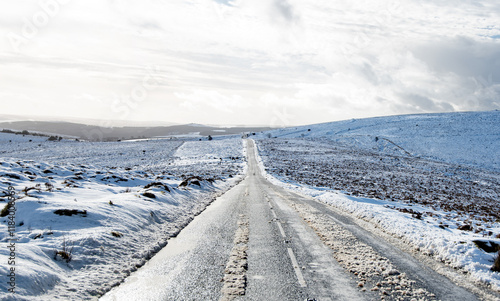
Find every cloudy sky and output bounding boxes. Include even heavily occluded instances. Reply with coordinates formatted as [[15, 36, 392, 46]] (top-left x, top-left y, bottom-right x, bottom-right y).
[[1, 0, 499, 127]]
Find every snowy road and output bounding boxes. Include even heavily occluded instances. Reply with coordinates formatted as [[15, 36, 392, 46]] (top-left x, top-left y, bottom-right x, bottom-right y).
[[101, 140, 480, 301]]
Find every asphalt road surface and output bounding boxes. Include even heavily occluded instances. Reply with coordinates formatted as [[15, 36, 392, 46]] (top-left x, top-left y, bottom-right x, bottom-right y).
[[101, 140, 482, 301]]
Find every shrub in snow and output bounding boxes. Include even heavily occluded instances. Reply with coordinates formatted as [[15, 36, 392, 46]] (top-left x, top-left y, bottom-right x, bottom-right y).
[[472, 240, 500, 253], [53, 209, 87, 217], [54, 238, 74, 263], [111, 231, 123, 238], [142, 192, 156, 199], [3, 173, 21, 179], [22, 186, 37, 196], [493, 251, 500, 272], [44, 182, 54, 191], [179, 176, 202, 187], [144, 182, 170, 192], [458, 224, 473, 231]]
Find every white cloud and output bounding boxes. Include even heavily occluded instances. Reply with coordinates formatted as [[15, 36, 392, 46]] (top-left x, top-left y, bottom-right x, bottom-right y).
[[176, 89, 248, 113], [0, 0, 499, 125]]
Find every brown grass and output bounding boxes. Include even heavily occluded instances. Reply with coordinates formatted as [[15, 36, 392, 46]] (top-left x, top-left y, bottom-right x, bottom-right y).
[[492, 251, 500, 272], [54, 238, 74, 263]]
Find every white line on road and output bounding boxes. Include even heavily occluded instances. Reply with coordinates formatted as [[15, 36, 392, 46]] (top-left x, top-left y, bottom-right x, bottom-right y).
[[287, 248, 307, 288], [275, 219, 286, 238], [269, 202, 307, 288], [271, 207, 286, 237]]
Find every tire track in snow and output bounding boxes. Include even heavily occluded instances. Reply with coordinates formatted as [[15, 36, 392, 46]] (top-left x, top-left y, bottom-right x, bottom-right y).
[[291, 202, 438, 300]]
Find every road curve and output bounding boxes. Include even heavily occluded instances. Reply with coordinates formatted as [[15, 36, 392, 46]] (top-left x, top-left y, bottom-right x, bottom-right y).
[[101, 139, 481, 301]]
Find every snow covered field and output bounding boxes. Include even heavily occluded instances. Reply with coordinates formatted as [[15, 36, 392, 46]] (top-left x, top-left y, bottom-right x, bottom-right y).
[[255, 111, 500, 291], [0, 134, 245, 300]]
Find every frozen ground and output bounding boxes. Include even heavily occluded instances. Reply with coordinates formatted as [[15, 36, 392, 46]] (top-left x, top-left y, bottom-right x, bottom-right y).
[[255, 111, 500, 291], [0, 134, 245, 300]]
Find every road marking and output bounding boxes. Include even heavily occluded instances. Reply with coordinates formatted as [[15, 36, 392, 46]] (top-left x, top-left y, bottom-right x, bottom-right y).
[[275, 219, 286, 238], [287, 248, 307, 288], [269, 201, 307, 288], [268, 196, 307, 288], [270, 207, 286, 237]]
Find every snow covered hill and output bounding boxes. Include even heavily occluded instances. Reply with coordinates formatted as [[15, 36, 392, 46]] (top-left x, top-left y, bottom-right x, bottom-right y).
[[258, 110, 500, 171]]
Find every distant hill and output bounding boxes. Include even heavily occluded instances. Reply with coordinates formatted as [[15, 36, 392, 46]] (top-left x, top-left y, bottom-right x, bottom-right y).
[[257, 110, 500, 172], [0, 114, 178, 127], [0, 121, 273, 141]]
